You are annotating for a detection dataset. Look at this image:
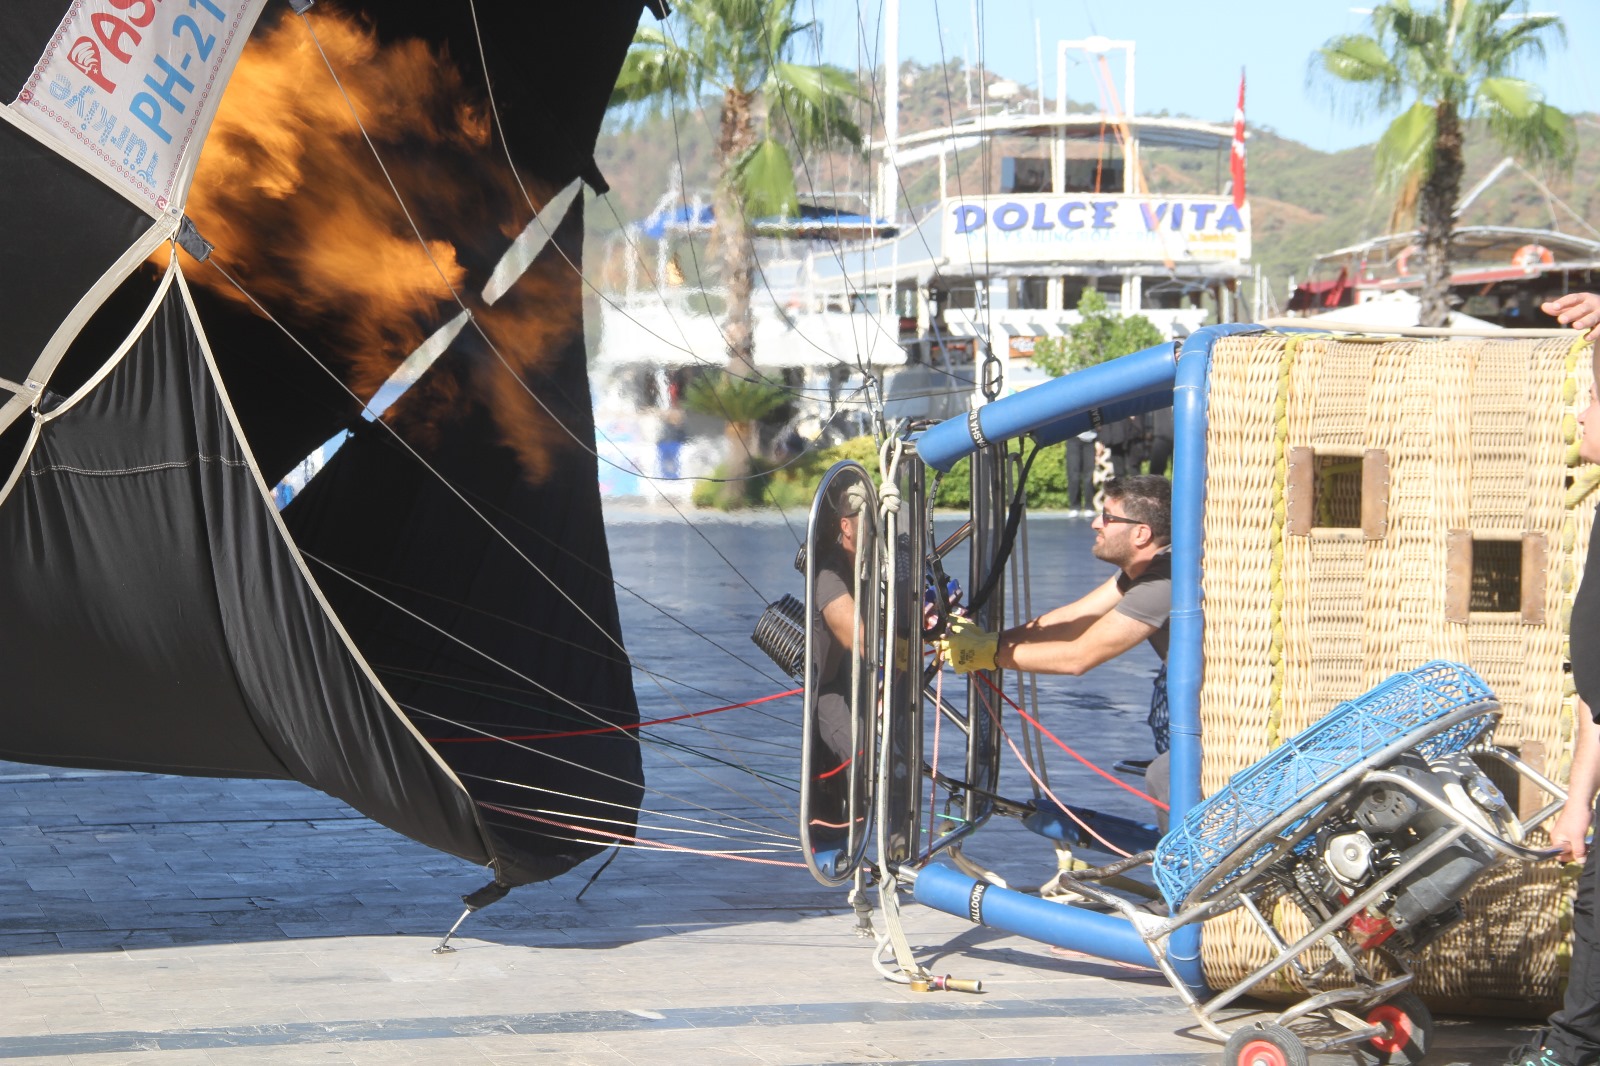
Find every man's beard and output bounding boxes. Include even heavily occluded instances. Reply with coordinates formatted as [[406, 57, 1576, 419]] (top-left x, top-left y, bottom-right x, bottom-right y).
[[1091, 536, 1128, 568]]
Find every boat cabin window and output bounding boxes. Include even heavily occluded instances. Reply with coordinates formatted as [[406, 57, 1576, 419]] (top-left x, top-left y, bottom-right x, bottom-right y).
[[942, 286, 979, 311], [1142, 277, 1212, 311], [1001, 156, 1051, 194], [894, 285, 918, 318], [1063, 276, 1123, 313], [1062, 157, 1125, 195], [1008, 277, 1051, 311]]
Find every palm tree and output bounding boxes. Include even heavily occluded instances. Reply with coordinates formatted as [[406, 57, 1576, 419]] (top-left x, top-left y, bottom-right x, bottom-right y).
[[1314, 0, 1574, 326], [682, 370, 790, 506], [611, 0, 864, 377]]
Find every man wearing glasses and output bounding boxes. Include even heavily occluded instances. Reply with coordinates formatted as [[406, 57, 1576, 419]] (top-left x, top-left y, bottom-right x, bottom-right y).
[[937, 474, 1173, 754]]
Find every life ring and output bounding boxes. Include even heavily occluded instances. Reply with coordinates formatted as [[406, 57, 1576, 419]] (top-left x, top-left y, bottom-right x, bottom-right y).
[[1513, 243, 1555, 269], [1394, 244, 1420, 276]]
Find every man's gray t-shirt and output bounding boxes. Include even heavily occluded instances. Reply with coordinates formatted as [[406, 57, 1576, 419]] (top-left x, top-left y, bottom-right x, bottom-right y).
[[1114, 551, 1171, 661]]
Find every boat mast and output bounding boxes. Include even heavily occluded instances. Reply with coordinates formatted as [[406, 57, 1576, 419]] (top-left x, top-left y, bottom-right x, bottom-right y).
[[884, 0, 900, 339]]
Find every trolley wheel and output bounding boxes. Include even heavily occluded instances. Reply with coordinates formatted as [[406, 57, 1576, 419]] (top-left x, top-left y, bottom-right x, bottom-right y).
[[1222, 1023, 1309, 1066], [1366, 991, 1432, 1064]]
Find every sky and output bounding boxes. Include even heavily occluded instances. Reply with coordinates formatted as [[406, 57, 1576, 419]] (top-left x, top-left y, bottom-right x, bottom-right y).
[[805, 0, 1600, 153]]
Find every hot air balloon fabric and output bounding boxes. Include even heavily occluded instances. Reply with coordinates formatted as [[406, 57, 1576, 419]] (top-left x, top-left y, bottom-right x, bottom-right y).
[[0, 1, 657, 890]]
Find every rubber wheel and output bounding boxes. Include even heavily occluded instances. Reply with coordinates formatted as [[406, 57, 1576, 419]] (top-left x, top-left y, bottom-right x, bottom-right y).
[[1366, 991, 1433, 1064], [1223, 1023, 1310, 1066]]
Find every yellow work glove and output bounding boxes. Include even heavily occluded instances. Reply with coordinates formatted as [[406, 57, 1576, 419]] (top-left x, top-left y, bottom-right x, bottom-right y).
[[936, 616, 999, 673]]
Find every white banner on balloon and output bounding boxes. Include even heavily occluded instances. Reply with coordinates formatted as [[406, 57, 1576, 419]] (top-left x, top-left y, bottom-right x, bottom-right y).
[[11, 0, 265, 215]]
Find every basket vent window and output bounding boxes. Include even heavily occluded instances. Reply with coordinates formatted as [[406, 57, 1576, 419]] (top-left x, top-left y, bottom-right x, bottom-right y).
[[1470, 539, 1522, 613], [1313, 455, 1363, 528]]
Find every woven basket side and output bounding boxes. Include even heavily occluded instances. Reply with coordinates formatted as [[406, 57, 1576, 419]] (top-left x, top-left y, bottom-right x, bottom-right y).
[[1196, 333, 1592, 1015]]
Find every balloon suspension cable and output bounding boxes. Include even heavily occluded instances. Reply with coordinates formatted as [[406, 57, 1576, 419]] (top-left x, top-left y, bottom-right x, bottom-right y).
[[305, 555, 802, 825], [965, 442, 1041, 614], [205, 257, 824, 823], [975, 673, 1167, 811], [295, 3, 847, 531]]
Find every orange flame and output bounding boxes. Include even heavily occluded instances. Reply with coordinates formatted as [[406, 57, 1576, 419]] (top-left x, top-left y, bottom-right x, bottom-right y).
[[183, 6, 580, 483]]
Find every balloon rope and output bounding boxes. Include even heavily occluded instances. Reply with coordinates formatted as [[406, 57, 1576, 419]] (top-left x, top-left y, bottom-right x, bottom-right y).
[[974, 673, 1168, 811], [976, 688, 1134, 859], [428, 687, 801, 744], [460, 771, 795, 843], [479, 802, 807, 869]]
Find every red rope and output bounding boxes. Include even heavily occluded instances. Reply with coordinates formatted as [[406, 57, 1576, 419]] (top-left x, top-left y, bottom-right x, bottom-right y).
[[816, 755, 854, 780], [976, 673, 1168, 811], [478, 802, 807, 868], [428, 687, 802, 744]]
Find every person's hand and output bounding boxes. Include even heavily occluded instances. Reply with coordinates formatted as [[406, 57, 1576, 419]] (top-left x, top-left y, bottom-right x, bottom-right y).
[[1549, 799, 1593, 862], [935, 616, 998, 673], [1542, 292, 1600, 341]]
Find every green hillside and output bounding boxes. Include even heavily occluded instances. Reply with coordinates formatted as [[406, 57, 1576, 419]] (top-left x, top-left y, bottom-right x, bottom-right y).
[[592, 62, 1600, 307]]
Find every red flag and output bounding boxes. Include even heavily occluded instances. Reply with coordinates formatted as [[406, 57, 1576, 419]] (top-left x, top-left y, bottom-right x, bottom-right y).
[[1230, 69, 1247, 210]]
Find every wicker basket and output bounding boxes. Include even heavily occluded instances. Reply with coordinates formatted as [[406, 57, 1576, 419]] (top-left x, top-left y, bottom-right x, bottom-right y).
[[1198, 329, 1594, 1015]]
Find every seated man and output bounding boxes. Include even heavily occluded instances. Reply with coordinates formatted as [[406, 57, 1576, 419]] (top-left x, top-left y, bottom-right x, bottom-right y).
[[936, 475, 1173, 834], [938, 474, 1171, 741]]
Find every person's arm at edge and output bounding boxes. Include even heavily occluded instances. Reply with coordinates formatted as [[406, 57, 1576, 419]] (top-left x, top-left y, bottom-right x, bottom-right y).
[[1552, 699, 1600, 862], [1009, 574, 1123, 636], [996, 608, 1157, 676], [1542, 292, 1600, 342], [822, 592, 860, 654]]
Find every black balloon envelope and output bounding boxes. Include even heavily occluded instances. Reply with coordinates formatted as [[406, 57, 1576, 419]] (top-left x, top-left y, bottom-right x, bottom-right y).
[[0, 0, 658, 890]]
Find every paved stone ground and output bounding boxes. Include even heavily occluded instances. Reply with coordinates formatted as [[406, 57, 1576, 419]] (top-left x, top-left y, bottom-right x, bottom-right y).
[[0, 758, 1550, 1066]]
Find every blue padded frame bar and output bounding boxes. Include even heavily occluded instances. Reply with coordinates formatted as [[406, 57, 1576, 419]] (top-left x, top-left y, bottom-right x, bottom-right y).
[[1030, 389, 1176, 449], [913, 863, 1158, 971], [1163, 322, 1261, 989], [916, 341, 1178, 472], [906, 323, 1265, 995]]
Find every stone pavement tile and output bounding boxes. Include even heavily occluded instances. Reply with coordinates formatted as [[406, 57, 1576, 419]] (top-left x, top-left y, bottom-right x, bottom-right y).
[[743, 1040, 895, 1065], [475, 1049, 634, 1066], [438, 1033, 633, 1062], [145, 896, 262, 915], [1, 1054, 217, 1066], [159, 1046, 401, 1066], [54, 931, 147, 952], [594, 1030, 783, 1062], [275, 920, 402, 939], [594, 1021, 879, 1058], [992, 1027, 1208, 1059], [0, 932, 68, 955]]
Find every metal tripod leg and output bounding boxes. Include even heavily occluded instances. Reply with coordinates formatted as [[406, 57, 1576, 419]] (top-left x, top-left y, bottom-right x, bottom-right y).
[[433, 907, 473, 955]]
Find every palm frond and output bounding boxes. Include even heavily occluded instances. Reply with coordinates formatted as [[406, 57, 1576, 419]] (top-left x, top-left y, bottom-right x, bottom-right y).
[[767, 62, 865, 151], [1309, 33, 1402, 117], [1477, 77, 1577, 167], [1318, 34, 1399, 84], [731, 138, 801, 219], [1389, 167, 1424, 233], [610, 32, 697, 110], [1475, 15, 1562, 74], [1373, 100, 1438, 194]]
